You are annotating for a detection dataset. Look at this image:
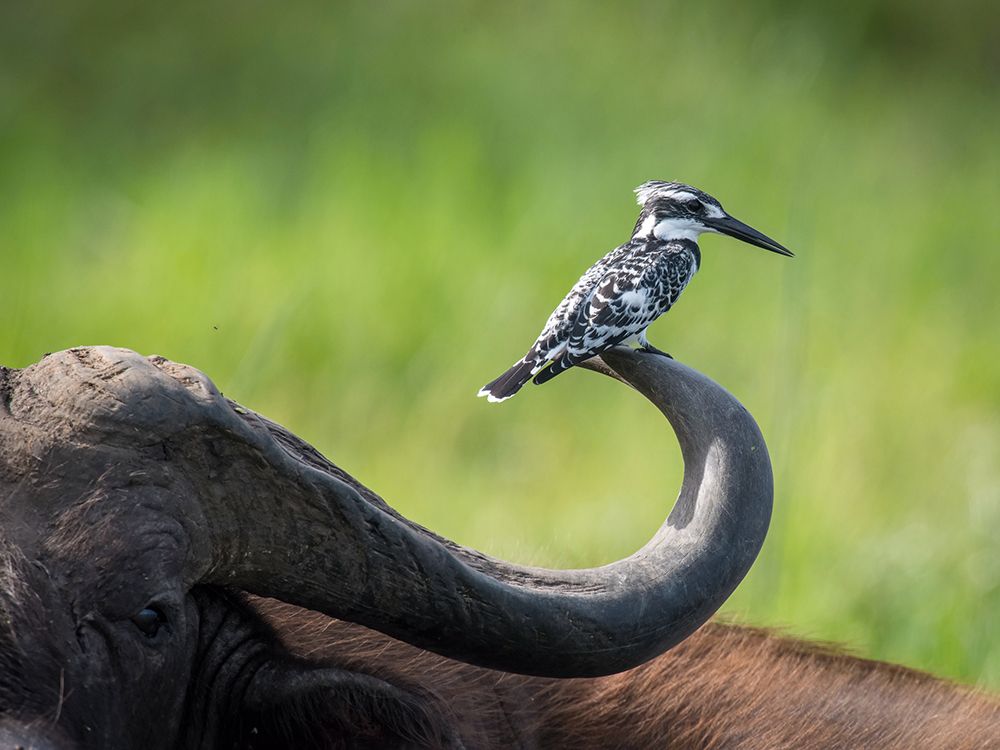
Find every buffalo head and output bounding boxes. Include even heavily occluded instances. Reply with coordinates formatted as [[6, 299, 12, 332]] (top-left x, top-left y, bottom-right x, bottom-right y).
[[0, 346, 771, 748]]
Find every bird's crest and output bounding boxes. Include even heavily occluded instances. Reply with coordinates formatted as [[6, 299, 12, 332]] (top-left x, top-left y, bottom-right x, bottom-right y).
[[634, 181, 693, 207]]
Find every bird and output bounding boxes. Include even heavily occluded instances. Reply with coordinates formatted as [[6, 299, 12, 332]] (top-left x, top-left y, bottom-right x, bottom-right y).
[[478, 180, 793, 403]]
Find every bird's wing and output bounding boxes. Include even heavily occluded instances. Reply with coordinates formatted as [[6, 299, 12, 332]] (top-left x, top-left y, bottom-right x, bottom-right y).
[[529, 242, 636, 359], [565, 248, 694, 359]]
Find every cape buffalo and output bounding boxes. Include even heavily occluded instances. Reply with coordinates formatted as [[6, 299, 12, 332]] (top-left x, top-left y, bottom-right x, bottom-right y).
[[0, 346, 996, 749]]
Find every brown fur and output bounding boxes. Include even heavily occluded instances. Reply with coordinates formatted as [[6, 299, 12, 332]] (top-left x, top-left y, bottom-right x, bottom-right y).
[[256, 598, 1000, 749]]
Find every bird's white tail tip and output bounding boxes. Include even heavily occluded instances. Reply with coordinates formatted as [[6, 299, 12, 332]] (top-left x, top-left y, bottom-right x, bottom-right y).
[[477, 387, 513, 403]]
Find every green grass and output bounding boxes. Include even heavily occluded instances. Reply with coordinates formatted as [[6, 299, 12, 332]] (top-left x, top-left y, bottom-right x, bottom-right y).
[[2, 2, 998, 688]]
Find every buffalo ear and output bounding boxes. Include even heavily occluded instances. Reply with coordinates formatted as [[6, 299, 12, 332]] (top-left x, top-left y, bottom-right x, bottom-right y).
[[234, 661, 459, 749]]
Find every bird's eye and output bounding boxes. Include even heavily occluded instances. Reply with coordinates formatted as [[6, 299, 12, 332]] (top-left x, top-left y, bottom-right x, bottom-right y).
[[131, 606, 167, 639], [685, 199, 704, 213]]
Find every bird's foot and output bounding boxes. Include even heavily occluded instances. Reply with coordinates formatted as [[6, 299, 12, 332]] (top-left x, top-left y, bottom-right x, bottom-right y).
[[638, 343, 672, 359]]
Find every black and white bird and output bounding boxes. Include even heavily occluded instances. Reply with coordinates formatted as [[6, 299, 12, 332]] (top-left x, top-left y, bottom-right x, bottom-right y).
[[478, 181, 793, 402]]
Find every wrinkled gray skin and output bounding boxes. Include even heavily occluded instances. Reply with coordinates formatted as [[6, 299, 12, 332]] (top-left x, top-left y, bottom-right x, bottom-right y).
[[0, 346, 773, 749]]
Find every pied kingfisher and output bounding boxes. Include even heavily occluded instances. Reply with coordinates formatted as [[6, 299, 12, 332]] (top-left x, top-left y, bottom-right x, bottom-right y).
[[478, 181, 794, 402]]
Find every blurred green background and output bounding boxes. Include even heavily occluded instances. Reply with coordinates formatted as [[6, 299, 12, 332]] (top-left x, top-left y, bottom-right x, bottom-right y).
[[2, 2, 998, 687]]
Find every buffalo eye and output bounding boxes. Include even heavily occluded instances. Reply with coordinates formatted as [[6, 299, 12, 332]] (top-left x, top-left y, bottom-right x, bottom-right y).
[[684, 198, 704, 213], [131, 606, 167, 638]]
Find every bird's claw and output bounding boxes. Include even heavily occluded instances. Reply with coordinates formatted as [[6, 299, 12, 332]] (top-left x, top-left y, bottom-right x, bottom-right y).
[[639, 344, 673, 359]]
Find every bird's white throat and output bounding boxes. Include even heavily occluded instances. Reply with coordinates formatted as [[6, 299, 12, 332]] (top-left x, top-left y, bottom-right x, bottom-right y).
[[637, 214, 706, 243]]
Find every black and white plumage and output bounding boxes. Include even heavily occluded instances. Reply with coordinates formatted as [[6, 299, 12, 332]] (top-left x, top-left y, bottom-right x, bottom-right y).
[[479, 181, 793, 403]]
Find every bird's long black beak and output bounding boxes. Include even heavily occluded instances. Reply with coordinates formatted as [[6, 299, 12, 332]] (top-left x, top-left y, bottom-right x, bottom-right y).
[[707, 214, 794, 257]]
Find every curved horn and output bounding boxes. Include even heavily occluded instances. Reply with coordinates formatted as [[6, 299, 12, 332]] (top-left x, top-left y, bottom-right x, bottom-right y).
[[2, 347, 772, 678]]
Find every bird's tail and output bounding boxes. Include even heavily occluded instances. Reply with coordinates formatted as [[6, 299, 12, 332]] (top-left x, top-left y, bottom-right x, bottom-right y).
[[531, 355, 576, 386], [478, 355, 542, 403]]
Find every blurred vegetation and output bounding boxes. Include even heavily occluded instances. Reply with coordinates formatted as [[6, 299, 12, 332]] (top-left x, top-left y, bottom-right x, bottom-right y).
[[1, 2, 998, 688]]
